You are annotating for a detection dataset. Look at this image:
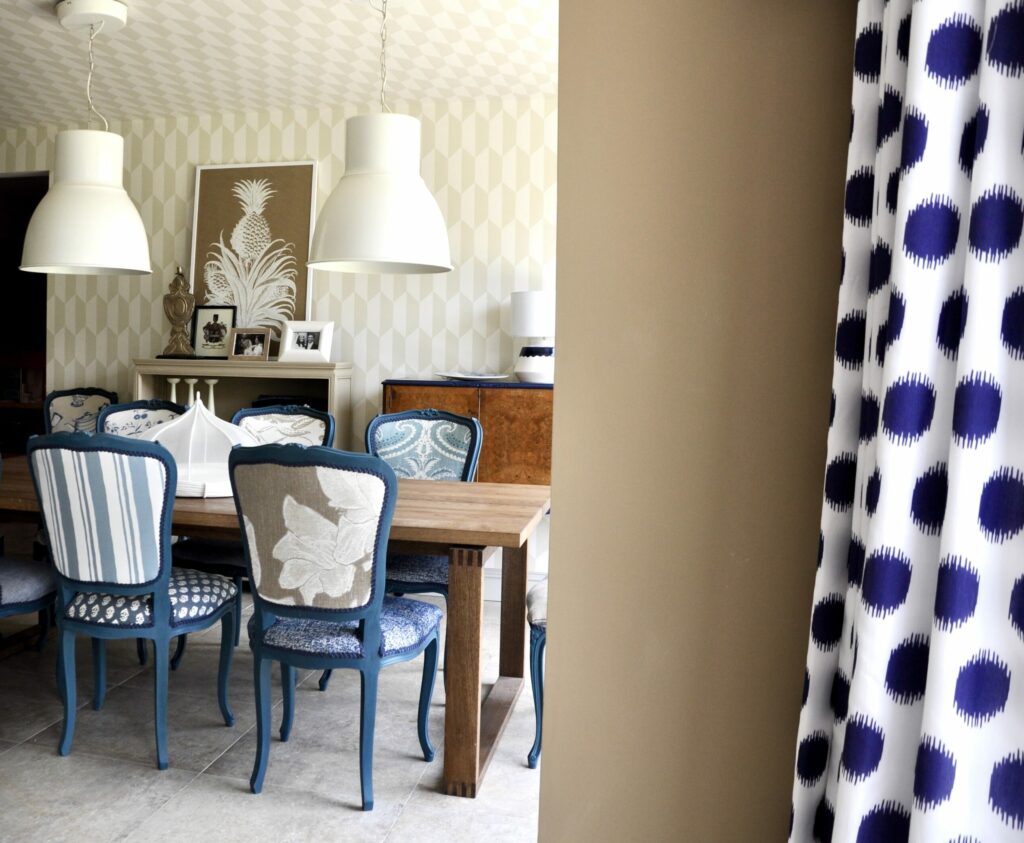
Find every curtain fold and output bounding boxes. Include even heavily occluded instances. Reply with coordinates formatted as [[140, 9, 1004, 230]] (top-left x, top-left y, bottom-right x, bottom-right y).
[[791, 1, 1024, 840]]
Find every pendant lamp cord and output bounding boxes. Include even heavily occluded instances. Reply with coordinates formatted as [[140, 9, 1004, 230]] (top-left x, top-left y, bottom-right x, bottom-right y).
[[85, 22, 109, 131], [371, 0, 391, 112]]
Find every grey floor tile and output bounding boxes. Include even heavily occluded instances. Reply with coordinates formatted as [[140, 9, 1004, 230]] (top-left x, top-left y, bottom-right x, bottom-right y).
[[0, 739, 16, 755], [128, 772, 403, 842], [28, 680, 254, 773], [0, 668, 70, 743], [385, 802, 538, 843], [0, 742, 196, 843]]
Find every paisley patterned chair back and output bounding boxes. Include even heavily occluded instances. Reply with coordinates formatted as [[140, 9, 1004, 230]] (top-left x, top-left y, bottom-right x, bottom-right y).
[[365, 409, 482, 481], [232, 405, 335, 447], [27, 433, 173, 587], [98, 399, 187, 438], [230, 445, 396, 613], [44, 387, 119, 434]]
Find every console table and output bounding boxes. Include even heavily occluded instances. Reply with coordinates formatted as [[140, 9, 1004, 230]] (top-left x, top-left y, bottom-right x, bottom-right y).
[[133, 358, 353, 448], [382, 379, 553, 485]]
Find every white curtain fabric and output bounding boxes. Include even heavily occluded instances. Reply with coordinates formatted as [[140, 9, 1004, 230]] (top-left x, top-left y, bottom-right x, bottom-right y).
[[791, 1, 1024, 841]]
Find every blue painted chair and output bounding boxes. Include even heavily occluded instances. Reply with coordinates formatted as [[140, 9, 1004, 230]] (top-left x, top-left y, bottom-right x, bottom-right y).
[[27, 432, 237, 770], [169, 405, 336, 670], [97, 399, 187, 437], [318, 408, 481, 692], [230, 444, 440, 811], [0, 558, 56, 650], [43, 387, 118, 434], [527, 579, 547, 768]]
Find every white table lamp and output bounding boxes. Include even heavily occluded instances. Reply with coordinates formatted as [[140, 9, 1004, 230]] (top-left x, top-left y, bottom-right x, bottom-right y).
[[511, 291, 555, 384]]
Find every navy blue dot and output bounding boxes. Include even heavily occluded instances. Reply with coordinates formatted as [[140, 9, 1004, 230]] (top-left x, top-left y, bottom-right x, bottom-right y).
[[846, 168, 875, 226], [990, 753, 1024, 831], [854, 24, 884, 81], [849, 109, 855, 143], [797, 731, 830, 785], [848, 535, 865, 586], [886, 170, 900, 214], [1010, 576, 1024, 640], [835, 311, 867, 368], [814, 797, 835, 843], [856, 801, 910, 843], [859, 393, 880, 443], [886, 635, 929, 704], [987, 2, 1024, 77], [802, 668, 810, 706], [842, 715, 885, 781], [877, 292, 907, 366], [959, 106, 989, 175], [969, 187, 1024, 262], [840, 249, 846, 285], [911, 464, 948, 535], [914, 737, 956, 808], [866, 470, 882, 515], [829, 390, 836, 427], [937, 288, 968, 359], [817, 530, 824, 568], [825, 453, 857, 510], [926, 15, 983, 87], [935, 556, 979, 630], [883, 375, 936, 444], [831, 670, 850, 721], [812, 593, 844, 649], [901, 108, 928, 171], [869, 242, 891, 295], [953, 371, 1001, 446], [904, 196, 961, 267], [863, 548, 912, 616], [955, 651, 1011, 724], [979, 467, 1024, 542], [896, 14, 911, 62], [1001, 288, 1024, 359], [876, 88, 903, 148]]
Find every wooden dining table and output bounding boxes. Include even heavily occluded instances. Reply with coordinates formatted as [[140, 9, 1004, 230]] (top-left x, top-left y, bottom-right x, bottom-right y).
[[0, 455, 551, 798]]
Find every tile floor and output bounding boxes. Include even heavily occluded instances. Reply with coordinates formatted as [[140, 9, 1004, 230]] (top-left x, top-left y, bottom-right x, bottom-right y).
[[0, 590, 541, 842]]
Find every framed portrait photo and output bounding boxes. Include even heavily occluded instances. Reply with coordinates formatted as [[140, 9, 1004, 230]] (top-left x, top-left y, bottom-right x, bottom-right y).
[[191, 305, 237, 358], [277, 320, 334, 363], [227, 327, 271, 362], [189, 161, 317, 342]]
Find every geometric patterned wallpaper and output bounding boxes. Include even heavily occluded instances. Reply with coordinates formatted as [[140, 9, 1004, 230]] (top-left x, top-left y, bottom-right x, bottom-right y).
[[0, 94, 558, 449]]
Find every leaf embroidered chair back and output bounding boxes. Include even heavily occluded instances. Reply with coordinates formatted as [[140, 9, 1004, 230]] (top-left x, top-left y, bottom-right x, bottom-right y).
[[230, 444, 396, 614], [232, 405, 336, 447], [28, 433, 173, 587], [44, 387, 119, 434], [98, 400, 187, 438], [365, 409, 482, 481]]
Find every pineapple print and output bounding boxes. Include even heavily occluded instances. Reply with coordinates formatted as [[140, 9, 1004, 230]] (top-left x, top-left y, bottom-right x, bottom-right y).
[[230, 179, 276, 267]]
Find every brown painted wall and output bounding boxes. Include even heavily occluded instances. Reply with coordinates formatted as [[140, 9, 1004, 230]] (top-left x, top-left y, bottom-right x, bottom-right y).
[[540, 2, 855, 840]]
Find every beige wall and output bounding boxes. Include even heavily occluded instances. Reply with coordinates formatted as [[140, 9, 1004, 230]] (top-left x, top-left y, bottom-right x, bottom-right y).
[[0, 95, 556, 447], [541, 2, 854, 840]]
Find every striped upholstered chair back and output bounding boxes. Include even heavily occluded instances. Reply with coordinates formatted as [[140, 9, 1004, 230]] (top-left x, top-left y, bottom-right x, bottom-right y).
[[27, 433, 174, 586], [365, 409, 482, 481]]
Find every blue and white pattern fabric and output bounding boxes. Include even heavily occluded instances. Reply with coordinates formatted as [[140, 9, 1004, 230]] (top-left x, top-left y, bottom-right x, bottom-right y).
[[0, 559, 55, 606], [370, 418, 474, 480], [527, 580, 547, 628], [791, 2, 1024, 840], [31, 447, 168, 585], [248, 596, 442, 658], [236, 413, 328, 446], [65, 569, 237, 627], [386, 553, 449, 586], [101, 408, 181, 437], [47, 393, 114, 434]]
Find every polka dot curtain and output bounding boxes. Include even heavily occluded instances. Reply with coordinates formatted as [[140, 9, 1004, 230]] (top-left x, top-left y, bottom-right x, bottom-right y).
[[790, 1, 1024, 840]]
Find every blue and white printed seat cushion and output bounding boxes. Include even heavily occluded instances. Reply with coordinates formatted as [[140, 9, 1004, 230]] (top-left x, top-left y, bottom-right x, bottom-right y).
[[65, 569, 237, 627], [0, 559, 56, 606], [248, 597, 442, 658], [386, 553, 448, 586]]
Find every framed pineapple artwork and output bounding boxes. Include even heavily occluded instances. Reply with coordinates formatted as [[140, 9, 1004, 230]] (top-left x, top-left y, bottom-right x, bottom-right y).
[[188, 161, 316, 344]]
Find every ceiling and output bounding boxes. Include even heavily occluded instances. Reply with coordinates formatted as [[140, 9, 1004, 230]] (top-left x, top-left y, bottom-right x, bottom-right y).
[[0, 0, 558, 131]]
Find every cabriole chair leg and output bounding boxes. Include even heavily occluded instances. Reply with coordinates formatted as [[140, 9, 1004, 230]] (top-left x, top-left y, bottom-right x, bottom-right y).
[[153, 638, 170, 770], [359, 669, 380, 811], [418, 637, 438, 762], [280, 663, 295, 742], [170, 634, 187, 671], [217, 613, 235, 727], [58, 629, 76, 757], [251, 655, 273, 794], [527, 625, 545, 769]]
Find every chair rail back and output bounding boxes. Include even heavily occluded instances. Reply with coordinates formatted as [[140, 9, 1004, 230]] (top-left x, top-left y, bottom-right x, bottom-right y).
[[365, 409, 482, 481]]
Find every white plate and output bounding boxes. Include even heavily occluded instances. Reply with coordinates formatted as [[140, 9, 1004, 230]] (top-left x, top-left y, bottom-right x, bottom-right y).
[[434, 372, 510, 381]]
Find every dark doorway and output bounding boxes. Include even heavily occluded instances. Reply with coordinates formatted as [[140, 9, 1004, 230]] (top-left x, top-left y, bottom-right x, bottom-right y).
[[0, 173, 48, 455]]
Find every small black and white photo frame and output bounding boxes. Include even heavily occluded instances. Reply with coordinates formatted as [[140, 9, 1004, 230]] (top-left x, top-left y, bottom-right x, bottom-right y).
[[277, 320, 334, 363], [191, 305, 237, 358], [227, 327, 271, 362]]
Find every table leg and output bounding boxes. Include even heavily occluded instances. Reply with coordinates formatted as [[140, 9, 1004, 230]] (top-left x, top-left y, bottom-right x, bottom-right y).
[[444, 546, 485, 797], [499, 541, 528, 678]]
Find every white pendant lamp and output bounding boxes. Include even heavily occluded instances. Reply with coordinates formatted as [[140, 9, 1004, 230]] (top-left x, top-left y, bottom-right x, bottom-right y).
[[20, 0, 151, 276], [308, 0, 451, 275]]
